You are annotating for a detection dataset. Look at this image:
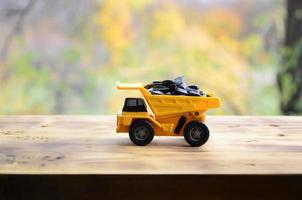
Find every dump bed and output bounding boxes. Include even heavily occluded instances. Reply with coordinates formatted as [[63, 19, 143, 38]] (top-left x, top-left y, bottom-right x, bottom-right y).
[[117, 82, 220, 117]]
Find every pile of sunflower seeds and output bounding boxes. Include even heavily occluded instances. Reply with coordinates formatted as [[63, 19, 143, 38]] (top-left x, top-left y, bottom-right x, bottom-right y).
[[145, 76, 205, 96]]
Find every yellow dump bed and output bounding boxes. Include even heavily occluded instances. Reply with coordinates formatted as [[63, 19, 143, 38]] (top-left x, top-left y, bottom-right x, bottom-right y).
[[117, 82, 220, 117]]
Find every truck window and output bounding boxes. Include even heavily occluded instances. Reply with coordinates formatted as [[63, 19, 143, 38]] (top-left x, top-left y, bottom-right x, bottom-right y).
[[123, 98, 147, 112], [137, 100, 143, 106], [126, 99, 137, 107]]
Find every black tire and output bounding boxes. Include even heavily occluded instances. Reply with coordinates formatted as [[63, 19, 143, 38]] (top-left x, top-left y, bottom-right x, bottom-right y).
[[129, 120, 154, 146], [184, 121, 209, 147]]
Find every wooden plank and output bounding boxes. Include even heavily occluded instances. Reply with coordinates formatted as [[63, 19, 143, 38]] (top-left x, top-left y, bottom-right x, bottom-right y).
[[0, 116, 302, 174], [2, 175, 302, 200]]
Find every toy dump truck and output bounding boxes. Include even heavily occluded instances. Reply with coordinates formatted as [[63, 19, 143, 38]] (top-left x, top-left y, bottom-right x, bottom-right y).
[[116, 82, 220, 146]]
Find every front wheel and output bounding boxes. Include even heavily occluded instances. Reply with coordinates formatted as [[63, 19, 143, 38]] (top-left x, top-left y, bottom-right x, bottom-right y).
[[129, 120, 154, 146], [184, 121, 209, 147]]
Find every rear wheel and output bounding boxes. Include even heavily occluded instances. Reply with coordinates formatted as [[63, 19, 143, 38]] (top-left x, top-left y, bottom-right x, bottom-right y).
[[129, 120, 154, 146], [184, 121, 209, 147]]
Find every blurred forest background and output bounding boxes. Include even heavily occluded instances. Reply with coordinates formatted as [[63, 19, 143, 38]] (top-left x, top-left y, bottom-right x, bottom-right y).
[[0, 0, 301, 115]]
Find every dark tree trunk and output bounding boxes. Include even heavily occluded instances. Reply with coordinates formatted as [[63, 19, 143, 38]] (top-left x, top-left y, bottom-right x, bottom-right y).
[[277, 0, 302, 114]]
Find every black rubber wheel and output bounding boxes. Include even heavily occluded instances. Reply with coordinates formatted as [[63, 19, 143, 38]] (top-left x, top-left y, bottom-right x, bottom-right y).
[[184, 121, 209, 147], [129, 120, 154, 146]]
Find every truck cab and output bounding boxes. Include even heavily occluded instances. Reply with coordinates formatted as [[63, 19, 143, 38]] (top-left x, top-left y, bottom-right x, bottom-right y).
[[116, 97, 153, 134]]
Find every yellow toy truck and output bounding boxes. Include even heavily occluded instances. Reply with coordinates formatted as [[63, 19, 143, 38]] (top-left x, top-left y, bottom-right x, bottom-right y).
[[116, 82, 220, 146]]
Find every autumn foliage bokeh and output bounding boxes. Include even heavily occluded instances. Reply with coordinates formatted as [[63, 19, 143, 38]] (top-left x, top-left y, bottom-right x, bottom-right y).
[[0, 0, 284, 114]]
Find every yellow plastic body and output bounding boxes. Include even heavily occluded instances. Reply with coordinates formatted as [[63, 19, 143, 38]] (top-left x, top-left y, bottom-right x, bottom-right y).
[[116, 82, 220, 136]]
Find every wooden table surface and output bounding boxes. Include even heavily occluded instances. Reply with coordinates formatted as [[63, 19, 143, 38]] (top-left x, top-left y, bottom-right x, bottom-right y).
[[0, 115, 301, 175]]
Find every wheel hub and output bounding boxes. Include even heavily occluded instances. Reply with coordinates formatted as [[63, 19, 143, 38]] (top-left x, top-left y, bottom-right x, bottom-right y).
[[189, 127, 202, 141], [134, 126, 149, 140]]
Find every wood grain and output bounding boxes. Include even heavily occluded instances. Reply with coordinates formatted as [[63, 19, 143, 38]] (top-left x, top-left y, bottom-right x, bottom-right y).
[[0, 115, 301, 174]]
